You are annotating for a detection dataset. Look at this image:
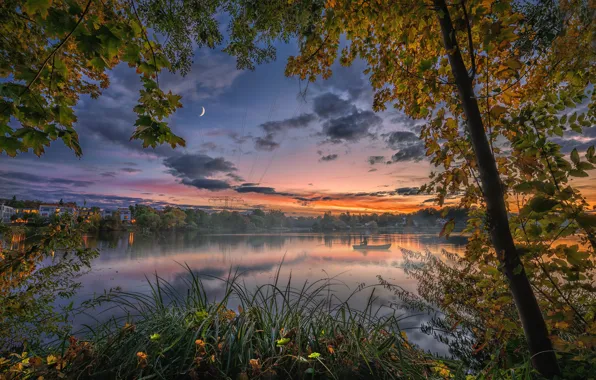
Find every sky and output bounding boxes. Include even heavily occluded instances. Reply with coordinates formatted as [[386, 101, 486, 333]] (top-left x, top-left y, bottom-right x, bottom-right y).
[[1, 41, 595, 215]]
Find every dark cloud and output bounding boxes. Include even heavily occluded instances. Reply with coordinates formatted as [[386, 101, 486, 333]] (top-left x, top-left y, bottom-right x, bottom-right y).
[[164, 153, 237, 179], [235, 185, 278, 195], [254, 134, 280, 151], [313, 93, 355, 119], [368, 156, 385, 165], [181, 178, 232, 191], [396, 187, 420, 196], [254, 114, 316, 151], [101, 172, 117, 178], [0, 171, 94, 187], [120, 167, 141, 173], [200, 142, 218, 151], [122, 162, 138, 166], [322, 110, 382, 143], [226, 172, 245, 182], [390, 145, 426, 162], [384, 131, 419, 149], [319, 154, 338, 162], [260, 113, 316, 134], [368, 168, 378, 172]]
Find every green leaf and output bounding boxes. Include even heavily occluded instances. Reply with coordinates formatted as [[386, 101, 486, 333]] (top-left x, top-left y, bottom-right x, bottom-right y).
[[569, 169, 589, 177], [439, 219, 455, 238], [24, 0, 53, 18], [0, 136, 23, 156], [528, 196, 559, 213], [570, 148, 580, 165]]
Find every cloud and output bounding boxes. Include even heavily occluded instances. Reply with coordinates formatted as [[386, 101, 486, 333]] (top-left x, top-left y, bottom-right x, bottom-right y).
[[161, 52, 243, 100], [254, 134, 280, 151], [164, 153, 238, 192], [181, 178, 232, 191], [164, 153, 237, 179], [260, 113, 316, 135], [0, 171, 94, 187], [313, 93, 355, 118], [368, 168, 378, 172], [396, 187, 420, 196], [322, 110, 382, 143], [101, 172, 117, 178], [319, 154, 338, 162], [254, 114, 316, 151], [368, 156, 385, 165], [383, 131, 419, 149], [390, 145, 426, 162], [120, 167, 141, 173]]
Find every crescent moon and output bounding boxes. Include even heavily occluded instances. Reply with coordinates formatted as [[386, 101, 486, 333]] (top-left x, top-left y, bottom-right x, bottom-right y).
[[199, 107, 205, 117]]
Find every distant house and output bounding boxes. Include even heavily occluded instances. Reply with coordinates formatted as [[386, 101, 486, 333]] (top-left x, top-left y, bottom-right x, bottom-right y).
[[15, 208, 39, 215], [118, 207, 132, 222], [1, 204, 16, 224], [102, 207, 132, 222], [39, 203, 78, 218]]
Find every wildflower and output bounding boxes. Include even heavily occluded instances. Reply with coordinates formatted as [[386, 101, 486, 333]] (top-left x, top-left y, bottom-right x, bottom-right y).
[[136, 352, 148, 360], [123, 322, 135, 332], [327, 345, 335, 354], [210, 354, 215, 363], [276, 337, 290, 346], [195, 339, 205, 348], [46, 355, 58, 365], [432, 361, 453, 378], [136, 352, 148, 368], [249, 358, 260, 370], [308, 352, 321, 359], [150, 333, 161, 341]]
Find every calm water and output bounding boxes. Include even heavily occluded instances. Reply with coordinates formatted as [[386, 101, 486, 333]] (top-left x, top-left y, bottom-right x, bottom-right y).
[[72, 231, 467, 354]]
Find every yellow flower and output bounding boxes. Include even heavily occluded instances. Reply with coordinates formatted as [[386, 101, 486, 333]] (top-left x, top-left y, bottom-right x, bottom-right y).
[[276, 337, 290, 346], [308, 352, 321, 359], [150, 333, 161, 341], [46, 355, 58, 365]]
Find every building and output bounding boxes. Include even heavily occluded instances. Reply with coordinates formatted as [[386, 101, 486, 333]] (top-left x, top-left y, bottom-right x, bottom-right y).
[[39, 203, 78, 218], [1, 204, 16, 224], [102, 207, 133, 223]]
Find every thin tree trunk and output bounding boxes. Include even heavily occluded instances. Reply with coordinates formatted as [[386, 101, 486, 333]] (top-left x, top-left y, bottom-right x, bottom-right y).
[[432, 0, 560, 377]]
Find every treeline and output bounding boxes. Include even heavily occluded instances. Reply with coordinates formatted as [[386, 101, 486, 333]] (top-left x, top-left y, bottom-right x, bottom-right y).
[[97, 204, 469, 232]]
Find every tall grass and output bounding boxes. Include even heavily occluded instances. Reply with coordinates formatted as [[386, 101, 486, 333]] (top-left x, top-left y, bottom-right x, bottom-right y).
[[48, 261, 447, 379]]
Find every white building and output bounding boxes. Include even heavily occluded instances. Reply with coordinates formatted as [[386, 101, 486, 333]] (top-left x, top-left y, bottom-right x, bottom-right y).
[[102, 207, 132, 222], [1, 205, 16, 224], [39, 204, 78, 218]]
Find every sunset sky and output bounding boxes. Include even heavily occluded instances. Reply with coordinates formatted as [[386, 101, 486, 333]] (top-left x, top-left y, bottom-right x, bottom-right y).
[[1, 41, 594, 215]]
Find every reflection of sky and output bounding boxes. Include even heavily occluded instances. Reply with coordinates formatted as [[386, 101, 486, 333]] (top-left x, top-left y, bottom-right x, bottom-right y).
[[74, 231, 467, 354]]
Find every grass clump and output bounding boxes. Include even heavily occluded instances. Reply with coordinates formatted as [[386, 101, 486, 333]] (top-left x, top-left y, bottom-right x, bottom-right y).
[[1, 263, 453, 379]]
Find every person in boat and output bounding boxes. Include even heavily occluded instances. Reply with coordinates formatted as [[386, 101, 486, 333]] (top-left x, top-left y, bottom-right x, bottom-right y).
[[361, 236, 368, 246]]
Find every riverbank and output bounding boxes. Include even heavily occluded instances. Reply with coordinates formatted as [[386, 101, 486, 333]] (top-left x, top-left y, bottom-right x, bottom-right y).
[[1, 269, 458, 379]]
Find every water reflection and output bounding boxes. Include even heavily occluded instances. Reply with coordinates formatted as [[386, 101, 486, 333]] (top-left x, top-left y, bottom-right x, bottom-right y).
[[73, 231, 466, 354]]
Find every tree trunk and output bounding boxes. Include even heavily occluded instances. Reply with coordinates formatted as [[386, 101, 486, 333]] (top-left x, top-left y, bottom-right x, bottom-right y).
[[432, 0, 560, 377]]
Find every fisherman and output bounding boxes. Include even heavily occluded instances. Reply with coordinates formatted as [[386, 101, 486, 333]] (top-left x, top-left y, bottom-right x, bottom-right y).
[[362, 236, 368, 246]]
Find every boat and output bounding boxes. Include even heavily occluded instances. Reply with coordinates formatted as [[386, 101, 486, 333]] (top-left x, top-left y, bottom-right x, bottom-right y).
[[352, 243, 391, 250]]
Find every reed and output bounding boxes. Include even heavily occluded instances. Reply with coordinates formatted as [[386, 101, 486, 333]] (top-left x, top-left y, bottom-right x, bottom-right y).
[[59, 262, 446, 379]]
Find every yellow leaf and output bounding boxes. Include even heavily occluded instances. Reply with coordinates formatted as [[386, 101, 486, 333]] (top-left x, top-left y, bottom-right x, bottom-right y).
[[490, 105, 507, 118], [505, 58, 522, 70]]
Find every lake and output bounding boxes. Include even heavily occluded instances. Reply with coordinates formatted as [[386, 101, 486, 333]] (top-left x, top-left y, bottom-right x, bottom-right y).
[[71, 230, 467, 354]]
